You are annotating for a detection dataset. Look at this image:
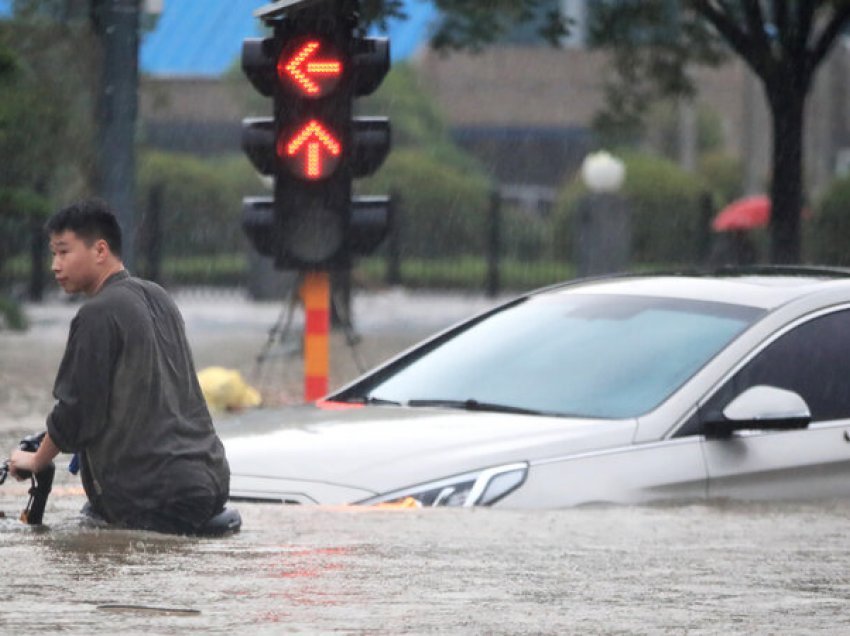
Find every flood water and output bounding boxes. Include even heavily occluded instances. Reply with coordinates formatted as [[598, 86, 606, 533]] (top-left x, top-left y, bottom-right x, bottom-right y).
[[3, 293, 850, 633], [3, 471, 850, 634]]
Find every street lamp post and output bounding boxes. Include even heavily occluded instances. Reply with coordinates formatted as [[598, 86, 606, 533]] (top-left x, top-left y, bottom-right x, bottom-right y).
[[574, 151, 630, 277]]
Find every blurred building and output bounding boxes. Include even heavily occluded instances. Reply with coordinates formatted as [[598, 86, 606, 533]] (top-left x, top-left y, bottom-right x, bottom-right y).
[[11, 0, 833, 201]]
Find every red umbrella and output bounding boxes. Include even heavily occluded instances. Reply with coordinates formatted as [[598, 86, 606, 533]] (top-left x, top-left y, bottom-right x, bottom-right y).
[[712, 195, 771, 232]]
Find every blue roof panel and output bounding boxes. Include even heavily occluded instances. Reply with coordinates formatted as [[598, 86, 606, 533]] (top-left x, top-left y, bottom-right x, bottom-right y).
[[142, 0, 436, 76], [141, 1, 266, 76], [1, 0, 436, 76]]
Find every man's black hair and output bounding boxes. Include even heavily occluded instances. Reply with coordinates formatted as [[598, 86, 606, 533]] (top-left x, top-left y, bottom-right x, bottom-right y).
[[45, 198, 123, 257]]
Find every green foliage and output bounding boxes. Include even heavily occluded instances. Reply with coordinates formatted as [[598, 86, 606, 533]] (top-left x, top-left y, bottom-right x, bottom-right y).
[[0, 192, 42, 335], [808, 175, 850, 266], [0, 42, 15, 78], [354, 62, 492, 259], [0, 187, 50, 282], [355, 255, 574, 291], [649, 100, 725, 160], [550, 178, 586, 261], [501, 206, 554, 261], [0, 295, 27, 331], [136, 151, 260, 263], [360, 0, 407, 31], [358, 63, 447, 148], [0, 21, 96, 199], [553, 152, 708, 265], [0, 187, 51, 221], [358, 63, 486, 176], [623, 153, 707, 263], [159, 254, 248, 287], [698, 151, 744, 207], [360, 148, 491, 258], [587, 1, 727, 144]]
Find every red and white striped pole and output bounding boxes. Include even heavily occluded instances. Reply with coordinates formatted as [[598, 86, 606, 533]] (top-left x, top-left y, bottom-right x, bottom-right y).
[[301, 271, 330, 401]]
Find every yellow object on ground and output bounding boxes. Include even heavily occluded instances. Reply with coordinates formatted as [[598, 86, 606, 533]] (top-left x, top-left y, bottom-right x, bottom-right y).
[[371, 497, 422, 509], [198, 367, 262, 411]]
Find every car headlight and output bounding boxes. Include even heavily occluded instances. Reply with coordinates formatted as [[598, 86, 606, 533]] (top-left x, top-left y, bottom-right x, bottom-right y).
[[358, 462, 528, 508]]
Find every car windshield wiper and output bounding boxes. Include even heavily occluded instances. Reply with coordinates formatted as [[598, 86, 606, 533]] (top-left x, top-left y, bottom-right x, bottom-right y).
[[342, 395, 403, 406], [406, 398, 545, 416]]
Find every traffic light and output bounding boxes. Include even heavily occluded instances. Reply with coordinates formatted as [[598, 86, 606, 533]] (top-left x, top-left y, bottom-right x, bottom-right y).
[[241, 0, 391, 270]]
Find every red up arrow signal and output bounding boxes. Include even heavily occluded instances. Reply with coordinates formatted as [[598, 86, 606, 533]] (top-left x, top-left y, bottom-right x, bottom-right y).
[[280, 120, 342, 179], [280, 40, 343, 96]]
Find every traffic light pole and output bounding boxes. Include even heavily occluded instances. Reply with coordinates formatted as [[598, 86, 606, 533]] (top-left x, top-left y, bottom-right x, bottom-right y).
[[301, 271, 330, 400], [95, 0, 140, 271], [242, 0, 391, 402]]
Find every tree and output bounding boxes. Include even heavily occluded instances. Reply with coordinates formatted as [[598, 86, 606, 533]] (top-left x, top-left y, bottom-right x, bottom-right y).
[[588, 1, 850, 264], [0, 40, 14, 78], [0, 22, 82, 302], [0, 19, 97, 196], [361, 0, 570, 50]]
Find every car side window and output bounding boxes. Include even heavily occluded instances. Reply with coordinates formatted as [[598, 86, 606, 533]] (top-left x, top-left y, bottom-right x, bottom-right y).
[[697, 309, 850, 429]]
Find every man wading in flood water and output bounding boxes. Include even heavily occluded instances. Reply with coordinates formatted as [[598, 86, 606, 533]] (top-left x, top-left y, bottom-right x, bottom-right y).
[[7, 198, 233, 535]]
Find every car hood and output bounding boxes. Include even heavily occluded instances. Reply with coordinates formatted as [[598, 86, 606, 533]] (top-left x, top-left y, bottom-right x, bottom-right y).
[[216, 404, 636, 504]]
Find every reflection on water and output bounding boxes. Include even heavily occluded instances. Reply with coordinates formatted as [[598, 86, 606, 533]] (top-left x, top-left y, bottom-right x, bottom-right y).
[[2, 485, 850, 634], [96, 604, 202, 616]]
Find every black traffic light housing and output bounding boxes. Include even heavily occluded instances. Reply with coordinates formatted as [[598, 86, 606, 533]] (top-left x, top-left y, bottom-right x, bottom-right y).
[[241, 0, 391, 270]]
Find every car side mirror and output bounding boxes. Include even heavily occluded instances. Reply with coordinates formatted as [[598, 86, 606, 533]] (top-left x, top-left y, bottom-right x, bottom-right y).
[[704, 385, 811, 438]]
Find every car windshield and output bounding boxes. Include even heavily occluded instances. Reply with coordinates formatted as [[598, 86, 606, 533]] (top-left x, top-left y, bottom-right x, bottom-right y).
[[362, 293, 764, 419]]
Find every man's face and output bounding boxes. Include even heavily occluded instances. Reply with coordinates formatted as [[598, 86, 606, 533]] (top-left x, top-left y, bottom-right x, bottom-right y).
[[49, 230, 102, 295]]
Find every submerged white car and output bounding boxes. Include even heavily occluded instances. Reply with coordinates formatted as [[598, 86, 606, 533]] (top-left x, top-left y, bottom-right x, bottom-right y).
[[218, 268, 850, 508]]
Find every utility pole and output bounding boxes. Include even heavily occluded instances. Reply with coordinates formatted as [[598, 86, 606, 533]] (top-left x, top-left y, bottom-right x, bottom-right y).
[[94, 0, 140, 270]]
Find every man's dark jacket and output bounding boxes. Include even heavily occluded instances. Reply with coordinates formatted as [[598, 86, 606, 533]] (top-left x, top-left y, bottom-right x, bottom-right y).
[[46, 271, 230, 527]]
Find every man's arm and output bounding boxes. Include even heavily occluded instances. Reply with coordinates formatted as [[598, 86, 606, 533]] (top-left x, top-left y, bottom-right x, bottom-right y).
[[9, 433, 60, 478], [48, 306, 117, 452]]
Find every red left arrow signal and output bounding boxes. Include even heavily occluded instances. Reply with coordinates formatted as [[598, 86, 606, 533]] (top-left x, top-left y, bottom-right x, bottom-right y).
[[280, 40, 343, 96], [280, 120, 342, 179]]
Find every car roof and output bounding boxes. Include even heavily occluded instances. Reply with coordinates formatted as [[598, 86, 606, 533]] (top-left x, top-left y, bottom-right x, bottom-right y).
[[536, 267, 850, 310]]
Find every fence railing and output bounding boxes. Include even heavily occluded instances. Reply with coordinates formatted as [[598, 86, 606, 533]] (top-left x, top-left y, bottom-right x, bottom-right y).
[[1, 186, 576, 299]]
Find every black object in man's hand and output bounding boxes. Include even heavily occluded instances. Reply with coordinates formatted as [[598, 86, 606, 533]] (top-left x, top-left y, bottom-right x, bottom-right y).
[[0, 432, 56, 525]]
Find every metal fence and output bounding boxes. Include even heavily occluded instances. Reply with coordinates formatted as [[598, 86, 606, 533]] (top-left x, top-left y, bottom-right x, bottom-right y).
[[376, 186, 571, 295], [0, 186, 574, 300]]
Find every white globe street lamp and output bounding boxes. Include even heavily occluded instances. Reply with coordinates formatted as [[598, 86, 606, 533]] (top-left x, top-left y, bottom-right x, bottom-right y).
[[580, 151, 626, 193], [575, 151, 630, 277]]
